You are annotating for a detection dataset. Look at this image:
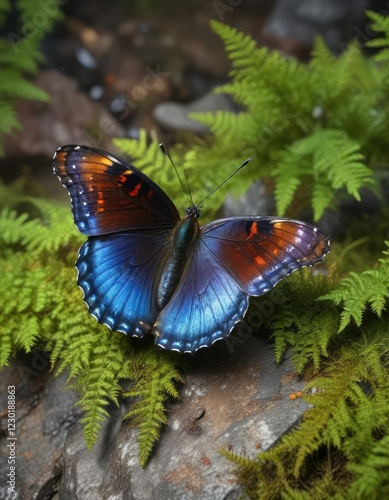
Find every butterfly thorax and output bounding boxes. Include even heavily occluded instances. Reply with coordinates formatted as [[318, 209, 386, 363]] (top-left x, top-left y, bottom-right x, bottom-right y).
[[156, 209, 200, 310]]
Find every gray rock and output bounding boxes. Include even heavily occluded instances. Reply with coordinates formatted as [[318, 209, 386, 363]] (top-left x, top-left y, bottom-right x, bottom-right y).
[[59, 336, 308, 499], [223, 180, 275, 217], [153, 91, 235, 133], [263, 0, 368, 53], [1, 336, 309, 499], [0, 355, 80, 500]]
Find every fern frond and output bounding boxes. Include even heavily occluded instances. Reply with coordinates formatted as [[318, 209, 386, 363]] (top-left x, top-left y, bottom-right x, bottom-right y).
[[347, 435, 389, 497], [0, 101, 20, 135], [0, 69, 49, 101], [319, 243, 389, 331], [124, 349, 183, 466], [257, 270, 338, 371], [366, 11, 389, 61], [0, 198, 82, 253], [71, 333, 131, 449], [274, 129, 374, 220], [273, 146, 309, 217], [210, 20, 257, 74]]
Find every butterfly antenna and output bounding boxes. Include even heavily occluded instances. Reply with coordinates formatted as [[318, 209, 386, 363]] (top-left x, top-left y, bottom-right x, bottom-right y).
[[159, 143, 194, 206], [197, 158, 251, 208]]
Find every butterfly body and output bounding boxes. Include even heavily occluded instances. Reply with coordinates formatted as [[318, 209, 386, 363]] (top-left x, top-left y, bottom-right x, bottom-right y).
[[53, 145, 330, 353], [157, 211, 199, 309]]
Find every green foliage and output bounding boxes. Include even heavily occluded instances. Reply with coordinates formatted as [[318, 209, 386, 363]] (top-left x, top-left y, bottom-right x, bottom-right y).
[[0, 0, 62, 154], [319, 242, 389, 331], [366, 10, 389, 61], [274, 129, 373, 220], [0, 191, 186, 464], [258, 270, 339, 373], [224, 235, 389, 498], [172, 13, 389, 499], [114, 18, 389, 222], [223, 321, 389, 498]]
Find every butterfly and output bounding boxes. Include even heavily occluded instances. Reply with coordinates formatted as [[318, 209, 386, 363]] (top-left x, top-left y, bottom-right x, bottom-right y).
[[53, 145, 330, 353]]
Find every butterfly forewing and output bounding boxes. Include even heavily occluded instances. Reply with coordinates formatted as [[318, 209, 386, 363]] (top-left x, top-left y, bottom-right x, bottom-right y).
[[53, 145, 180, 236], [201, 217, 330, 296]]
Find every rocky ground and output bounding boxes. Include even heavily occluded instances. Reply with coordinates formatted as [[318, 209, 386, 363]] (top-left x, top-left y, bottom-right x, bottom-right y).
[[0, 335, 311, 499]]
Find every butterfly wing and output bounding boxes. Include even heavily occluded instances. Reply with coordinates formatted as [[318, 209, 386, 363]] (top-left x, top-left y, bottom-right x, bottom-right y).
[[77, 231, 170, 337], [53, 144, 179, 337], [200, 217, 330, 295], [153, 238, 249, 352], [154, 217, 329, 352], [53, 145, 180, 236]]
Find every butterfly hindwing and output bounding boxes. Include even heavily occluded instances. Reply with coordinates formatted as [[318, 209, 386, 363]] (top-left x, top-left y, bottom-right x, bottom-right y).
[[77, 231, 171, 336], [53, 145, 180, 236], [153, 238, 249, 352]]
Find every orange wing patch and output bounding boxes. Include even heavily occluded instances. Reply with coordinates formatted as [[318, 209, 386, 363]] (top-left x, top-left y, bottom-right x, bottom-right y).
[[246, 221, 259, 240], [129, 183, 142, 197], [96, 192, 105, 213], [254, 254, 266, 267]]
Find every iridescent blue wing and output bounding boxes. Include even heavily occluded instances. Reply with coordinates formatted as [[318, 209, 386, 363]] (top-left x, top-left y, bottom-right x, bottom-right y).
[[153, 238, 249, 352], [77, 231, 170, 337], [154, 217, 329, 352], [54, 145, 179, 338], [53, 145, 180, 236]]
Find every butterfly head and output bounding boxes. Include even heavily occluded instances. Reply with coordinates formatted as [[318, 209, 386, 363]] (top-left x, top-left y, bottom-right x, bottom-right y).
[[186, 206, 201, 220]]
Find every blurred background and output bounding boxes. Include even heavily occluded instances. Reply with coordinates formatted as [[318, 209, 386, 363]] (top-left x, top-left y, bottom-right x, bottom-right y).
[[0, 0, 386, 193]]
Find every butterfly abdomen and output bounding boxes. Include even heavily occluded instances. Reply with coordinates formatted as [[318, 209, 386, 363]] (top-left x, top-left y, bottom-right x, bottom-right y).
[[157, 215, 199, 310]]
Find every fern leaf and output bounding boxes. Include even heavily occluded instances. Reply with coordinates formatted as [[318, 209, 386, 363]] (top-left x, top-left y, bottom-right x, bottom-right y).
[[210, 20, 257, 75], [347, 435, 389, 497], [273, 146, 308, 216], [366, 11, 389, 61], [0, 101, 20, 135], [273, 129, 374, 220], [124, 349, 183, 466], [319, 244, 389, 331], [0, 69, 49, 101], [71, 333, 131, 450]]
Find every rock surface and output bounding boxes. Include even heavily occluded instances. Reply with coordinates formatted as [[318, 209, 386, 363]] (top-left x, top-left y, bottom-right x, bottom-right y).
[[0, 335, 309, 499], [0, 352, 80, 500]]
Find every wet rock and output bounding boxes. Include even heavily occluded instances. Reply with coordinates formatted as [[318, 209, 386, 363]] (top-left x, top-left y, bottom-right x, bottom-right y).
[[223, 179, 275, 217], [263, 0, 368, 55]]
